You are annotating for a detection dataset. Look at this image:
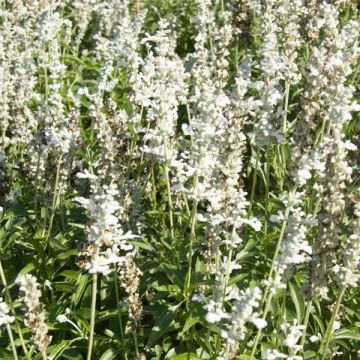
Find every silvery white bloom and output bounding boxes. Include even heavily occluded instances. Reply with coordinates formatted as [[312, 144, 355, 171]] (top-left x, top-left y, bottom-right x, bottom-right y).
[[265, 349, 288, 360], [268, 192, 314, 293], [56, 314, 67, 323], [56, 311, 83, 335], [16, 274, 52, 353], [75, 174, 137, 276], [220, 287, 266, 343], [332, 320, 341, 333], [266, 321, 304, 359], [249, 0, 305, 147], [0, 298, 14, 326], [131, 20, 189, 168], [310, 335, 320, 343], [333, 199, 360, 287]]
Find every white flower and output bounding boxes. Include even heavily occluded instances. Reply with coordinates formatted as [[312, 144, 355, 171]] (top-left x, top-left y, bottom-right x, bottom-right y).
[[270, 211, 285, 223], [205, 311, 223, 324], [56, 314, 68, 323], [252, 318, 267, 329], [76, 177, 137, 276], [265, 349, 288, 359], [310, 335, 320, 343], [332, 321, 341, 333], [0, 298, 14, 326]]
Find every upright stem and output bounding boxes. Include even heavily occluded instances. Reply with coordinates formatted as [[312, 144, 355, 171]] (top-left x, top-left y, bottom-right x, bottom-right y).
[[280, 82, 290, 185], [6, 324, 19, 360], [300, 299, 313, 351], [34, 153, 41, 224], [282, 82, 290, 134], [151, 162, 157, 207], [248, 150, 260, 216], [250, 291, 274, 360], [114, 272, 127, 359], [87, 273, 98, 360], [221, 228, 237, 304], [0, 261, 29, 359], [132, 320, 140, 360], [261, 191, 293, 308], [249, 189, 294, 359], [163, 136, 175, 243], [319, 286, 346, 360], [264, 145, 271, 235], [185, 175, 199, 297], [46, 156, 62, 240]]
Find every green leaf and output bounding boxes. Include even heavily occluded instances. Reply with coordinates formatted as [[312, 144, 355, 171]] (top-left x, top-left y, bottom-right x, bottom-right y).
[[303, 350, 316, 359], [181, 315, 199, 334], [229, 273, 248, 286], [332, 327, 360, 341], [49, 236, 67, 250], [312, 314, 325, 334], [19, 262, 35, 275], [147, 305, 177, 346], [99, 348, 119, 360], [41, 207, 47, 219], [171, 354, 201, 360], [62, 348, 83, 360], [72, 274, 89, 306], [160, 263, 184, 289], [132, 240, 156, 253], [58, 249, 78, 260], [289, 281, 305, 323], [4, 216, 13, 230], [48, 340, 71, 358]]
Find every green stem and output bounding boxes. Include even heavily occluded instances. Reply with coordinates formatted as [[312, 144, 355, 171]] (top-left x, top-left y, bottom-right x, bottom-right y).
[[185, 201, 198, 296], [300, 299, 313, 351], [163, 136, 175, 243], [46, 157, 63, 241], [34, 153, 41, 224], [261, 189, 294, 308], [248, 150, 260, 216], [114, 272, 127, 359], [87, 273, 98, 360], [151, 162, 157, 207], [6, 323, 19, 360], [185, 176, 199, 297], [264, 145, 271, 235], [249, 190, 295, 359], [0, 261, 29, 359], [132, 320, 140, 359], [250, 291, 274, 360], [319, 286, 346, 360], [222, 228, 237, 304], [282, 82, 290, 134]]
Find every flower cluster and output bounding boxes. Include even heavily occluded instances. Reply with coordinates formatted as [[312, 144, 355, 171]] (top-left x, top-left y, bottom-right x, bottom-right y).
[[0, 298, 14, 327], [268, 191, 315, 293], [333, 197, 360, 287], [75, 173, 137, 276], [265, 320, 305, 360], [16, 274, 52, 354]]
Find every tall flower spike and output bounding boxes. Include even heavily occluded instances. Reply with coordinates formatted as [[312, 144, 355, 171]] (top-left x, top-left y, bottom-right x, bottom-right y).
[[16, 274, 52, 355], [75, 173, 137, 276], [333, 194, 360, 287]]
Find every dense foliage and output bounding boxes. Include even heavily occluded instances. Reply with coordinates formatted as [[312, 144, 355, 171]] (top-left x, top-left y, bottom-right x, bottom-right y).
[[0, 0, 359, 359]]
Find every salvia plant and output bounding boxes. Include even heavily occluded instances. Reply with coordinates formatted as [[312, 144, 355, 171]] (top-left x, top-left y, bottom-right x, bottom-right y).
[[0, 0, 359, 359]]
